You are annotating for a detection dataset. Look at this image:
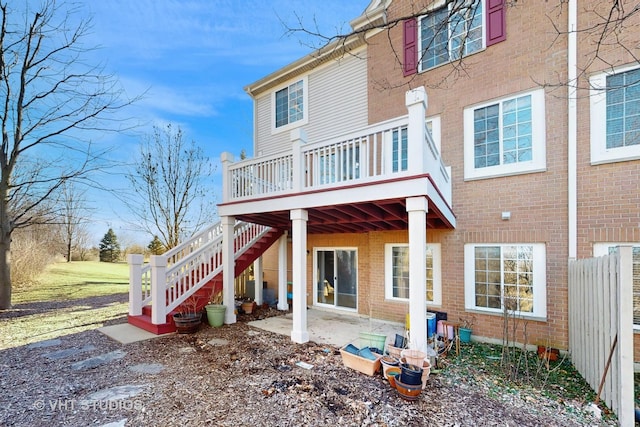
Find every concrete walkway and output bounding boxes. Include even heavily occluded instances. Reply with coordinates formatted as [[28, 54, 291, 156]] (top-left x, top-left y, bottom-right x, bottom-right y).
[[248, 308, 405, 348]]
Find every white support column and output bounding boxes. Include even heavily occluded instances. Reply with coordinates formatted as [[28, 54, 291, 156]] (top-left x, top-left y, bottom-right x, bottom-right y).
[[128, 254, 144, 316], [406, 196, 428, 352], [277, 231, 289, 311], [253, 257, 263, 305], [617, 245, 634, 426], [222, 216, 237, 324], [150, 255, 167, 325], [405, 86, 427, 175], [290, 209, 309, 343]]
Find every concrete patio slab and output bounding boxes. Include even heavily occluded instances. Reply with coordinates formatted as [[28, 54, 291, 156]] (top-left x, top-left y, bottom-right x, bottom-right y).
[[248, 308, 405, 348], [99, 323, 167, 345]]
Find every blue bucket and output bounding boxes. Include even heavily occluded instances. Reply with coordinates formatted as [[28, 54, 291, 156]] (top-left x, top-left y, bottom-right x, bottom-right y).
[[426, 312, 436, 337]]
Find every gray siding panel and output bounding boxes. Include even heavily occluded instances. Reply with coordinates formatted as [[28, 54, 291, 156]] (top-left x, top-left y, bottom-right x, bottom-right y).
[[254, 51, 368, 156]]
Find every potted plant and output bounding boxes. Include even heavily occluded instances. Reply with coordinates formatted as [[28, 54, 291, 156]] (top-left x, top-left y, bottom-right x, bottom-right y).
[[204, 290, 226, 328], [458, 315, 475, 343], [173, 295, 202, 334]]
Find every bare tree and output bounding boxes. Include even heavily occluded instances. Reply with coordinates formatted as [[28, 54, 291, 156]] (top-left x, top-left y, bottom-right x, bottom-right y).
[[58, 182, 90, 262], [126, 124, 216, 250], [0, 1, 135, 308]]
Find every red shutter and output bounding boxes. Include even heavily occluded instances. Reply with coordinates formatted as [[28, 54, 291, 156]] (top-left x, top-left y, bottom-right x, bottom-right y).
[[486, 0, 506, 46], [403, 18, 417, 76]]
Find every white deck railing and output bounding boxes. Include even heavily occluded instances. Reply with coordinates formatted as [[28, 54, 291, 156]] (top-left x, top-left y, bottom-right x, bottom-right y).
[[128, 221, 271, 324], [222, 87, 451, 208]]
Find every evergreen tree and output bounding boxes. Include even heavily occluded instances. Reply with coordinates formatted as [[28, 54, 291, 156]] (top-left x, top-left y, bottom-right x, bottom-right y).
[[148, 235, 166, 255], [99, 228, 121, 263]]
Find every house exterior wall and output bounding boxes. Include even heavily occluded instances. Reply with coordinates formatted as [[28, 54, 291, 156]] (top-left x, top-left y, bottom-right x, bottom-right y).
[[361, 1, 572, 348], [253, 48, 368, 157], [250, 0, 640, 357]]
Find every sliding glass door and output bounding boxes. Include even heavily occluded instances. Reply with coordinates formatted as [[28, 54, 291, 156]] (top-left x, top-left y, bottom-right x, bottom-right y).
[[315, 248, 357, 309]]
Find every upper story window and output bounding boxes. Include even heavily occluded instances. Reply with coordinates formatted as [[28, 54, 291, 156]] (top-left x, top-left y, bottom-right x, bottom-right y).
[[590, 65, 640, 164], [463, 89, 546, 180], [419, 0, 483, 71], [272, 78, 308, 133], [464, 243, 547, 319], [404, 0, 506, 76]]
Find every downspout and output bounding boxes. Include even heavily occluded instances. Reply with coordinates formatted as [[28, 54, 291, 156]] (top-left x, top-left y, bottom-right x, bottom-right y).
[[568, 0, 577, 260]]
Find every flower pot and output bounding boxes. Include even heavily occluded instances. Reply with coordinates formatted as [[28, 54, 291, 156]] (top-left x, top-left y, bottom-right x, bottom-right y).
[[380, 356, 400, 377], [359, 331, 387, 353], [400, 349, 427, 366], [205, 304, 226, 327], [459, 327, 472, 343], [420, 359, 431, 389], [400, 363, 423, 386], [173, 312, 202, 334], [241, 301, 254, 314], [395, 376, 422, 401], [386, 368, 401, 388]]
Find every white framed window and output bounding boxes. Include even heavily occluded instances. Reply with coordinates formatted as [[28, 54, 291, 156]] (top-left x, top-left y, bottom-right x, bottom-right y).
[[271, 77, 308, 134], [418, 0, 484, 72], [464, 243, 547, 318], [464, 89, 546, 180], [593, 243, 640, 327], [386, 116, 441, 174], [384, 243, 442, 306], [590, 65, 640, 164]]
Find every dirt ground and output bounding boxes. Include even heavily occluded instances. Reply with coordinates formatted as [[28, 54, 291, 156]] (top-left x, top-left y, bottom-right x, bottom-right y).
[[0, 306, 618, 427]]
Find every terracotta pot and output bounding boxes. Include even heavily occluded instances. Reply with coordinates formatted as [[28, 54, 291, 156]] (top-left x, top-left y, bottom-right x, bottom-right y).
[[387, 368, 401, 389], [400, 349, 427, 366], [241, 301, 254, 314], [421, 359, 431, 389]]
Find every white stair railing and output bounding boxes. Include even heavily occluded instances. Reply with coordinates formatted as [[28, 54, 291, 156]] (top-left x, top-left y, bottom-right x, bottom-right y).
[[128, 221, 272, 325]]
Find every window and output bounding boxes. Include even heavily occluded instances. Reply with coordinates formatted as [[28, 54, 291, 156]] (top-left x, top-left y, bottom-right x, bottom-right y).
[[272, 78, 308, 133], [404, 0, 505, 76], [464, 243, 547, 318], [419, 0, 483, 72], [463, 89, 546, 180], [388, 117, 440, 173], [593, 243, 640, 327], [590, 66, 640, 164], [392, 127, 408, 172], [385, 243, 442, 306]]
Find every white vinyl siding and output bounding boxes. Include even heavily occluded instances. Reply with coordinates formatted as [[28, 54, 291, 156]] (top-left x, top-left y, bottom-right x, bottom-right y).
[[254, 50, 368, 157]]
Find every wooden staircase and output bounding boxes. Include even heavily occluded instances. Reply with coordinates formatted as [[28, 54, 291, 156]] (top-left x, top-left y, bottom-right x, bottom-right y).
[[127, 225, 283, 334]]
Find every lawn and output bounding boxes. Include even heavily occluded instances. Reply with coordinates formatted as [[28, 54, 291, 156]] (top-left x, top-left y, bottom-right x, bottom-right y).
[[0, 261, 130, 350]]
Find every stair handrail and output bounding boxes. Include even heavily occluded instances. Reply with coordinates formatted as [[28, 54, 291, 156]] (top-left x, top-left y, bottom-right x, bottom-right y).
[[163, 221, 271, 314]]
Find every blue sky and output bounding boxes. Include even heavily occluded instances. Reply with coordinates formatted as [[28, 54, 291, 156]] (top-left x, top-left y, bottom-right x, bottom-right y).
[[74, 0, 368, 245]]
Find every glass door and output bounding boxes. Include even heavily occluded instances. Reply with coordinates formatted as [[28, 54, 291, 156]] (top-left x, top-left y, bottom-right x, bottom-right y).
[[315, 249, 357, 309]]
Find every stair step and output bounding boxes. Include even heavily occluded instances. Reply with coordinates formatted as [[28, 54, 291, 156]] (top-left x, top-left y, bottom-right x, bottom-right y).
[[127, 314, 176, 335]]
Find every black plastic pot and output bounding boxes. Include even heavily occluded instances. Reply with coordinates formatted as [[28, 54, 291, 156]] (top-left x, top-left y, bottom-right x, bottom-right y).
[[400, 363, 423, 385]]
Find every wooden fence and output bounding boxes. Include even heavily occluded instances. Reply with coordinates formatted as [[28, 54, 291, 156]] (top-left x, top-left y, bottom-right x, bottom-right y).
[[568, 246, 634, 426]]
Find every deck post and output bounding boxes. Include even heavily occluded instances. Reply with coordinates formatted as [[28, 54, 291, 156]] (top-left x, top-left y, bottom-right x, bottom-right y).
[[222, 216, 237, 324], [290, 209, 309, 343], [291, 129, 307, 192], [406, 86, 427, 175], [128, 254, 144, 316], [253, 257, 263, 305], [277, 231, 289, 311], [406, 196, 428, 352], [150, 255, 167, 325]]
